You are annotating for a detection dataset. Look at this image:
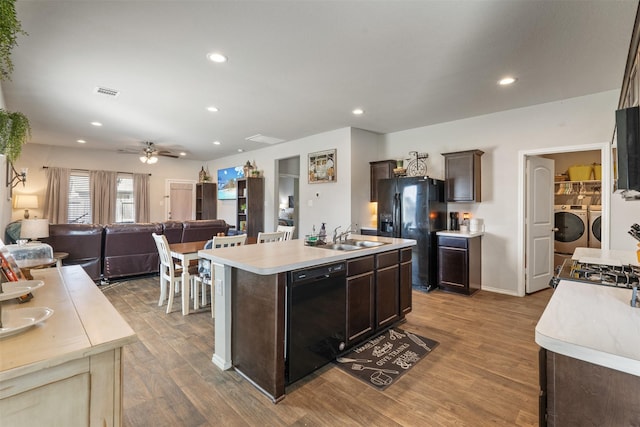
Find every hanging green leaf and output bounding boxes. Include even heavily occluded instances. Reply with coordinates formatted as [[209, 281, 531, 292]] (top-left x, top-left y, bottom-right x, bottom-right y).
[[0, 0, 27, 80]]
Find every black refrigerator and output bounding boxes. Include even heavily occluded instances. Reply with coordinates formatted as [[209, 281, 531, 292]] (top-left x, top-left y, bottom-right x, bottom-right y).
[[377, 177, 446, 291]]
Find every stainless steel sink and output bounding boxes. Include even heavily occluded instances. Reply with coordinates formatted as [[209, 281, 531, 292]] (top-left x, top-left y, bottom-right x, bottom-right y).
[[317, 240, 387, 251], [343, 239, 386, 248], [320, 243, 362, 251]]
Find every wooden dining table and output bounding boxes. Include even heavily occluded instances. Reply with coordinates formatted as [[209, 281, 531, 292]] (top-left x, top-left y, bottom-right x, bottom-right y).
[[169, 240, 208, 315]]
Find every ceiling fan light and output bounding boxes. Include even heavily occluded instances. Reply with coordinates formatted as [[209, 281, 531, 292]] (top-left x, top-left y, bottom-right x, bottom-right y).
[[147, 156, 158, 164], [139, 156, 147, 163]]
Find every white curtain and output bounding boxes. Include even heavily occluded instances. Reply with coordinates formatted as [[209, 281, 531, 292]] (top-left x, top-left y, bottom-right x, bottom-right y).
[[134, 173, 150, 222], [43, 167, 70, 224], [90, 170, 117, 224]]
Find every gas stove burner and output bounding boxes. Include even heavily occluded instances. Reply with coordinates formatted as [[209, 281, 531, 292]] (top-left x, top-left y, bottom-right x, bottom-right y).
[[553, 258, 640, 289]]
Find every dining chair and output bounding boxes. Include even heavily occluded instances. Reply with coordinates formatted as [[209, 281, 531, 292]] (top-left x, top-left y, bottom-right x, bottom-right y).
[[195, 234, 247, 317], [257, 231, 286, 244], [152, 233, 197, 314], [276, 225, 295, 240]]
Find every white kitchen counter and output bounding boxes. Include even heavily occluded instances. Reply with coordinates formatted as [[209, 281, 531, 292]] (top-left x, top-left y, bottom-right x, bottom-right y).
[[198, 234, 415, 275], [535, 249, 640, 376], [572, 247, 639, 267], [436, 230, 485, 238]]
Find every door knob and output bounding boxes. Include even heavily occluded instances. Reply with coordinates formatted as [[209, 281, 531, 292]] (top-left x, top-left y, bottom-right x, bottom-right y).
[[552, 227, 559, 232]]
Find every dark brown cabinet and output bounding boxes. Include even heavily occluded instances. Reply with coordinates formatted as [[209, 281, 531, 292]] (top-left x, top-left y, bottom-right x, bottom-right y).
[[442, 149, 483, 202], [236, 178, 264, 238], [195, 182, 217, 220], [375, 250, 400, 329], [369, 160, 397, 202], [437, 235, 481, 295], [345, 248, 409, 347], [346, 255, 375, 345], [540, 348, 640, 426], [399, 248, 412, 315]]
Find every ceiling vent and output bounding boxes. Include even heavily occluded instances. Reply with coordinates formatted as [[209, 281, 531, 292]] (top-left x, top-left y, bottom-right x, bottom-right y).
[[245, 134, 285, 145], [94, 86, 120, 97]]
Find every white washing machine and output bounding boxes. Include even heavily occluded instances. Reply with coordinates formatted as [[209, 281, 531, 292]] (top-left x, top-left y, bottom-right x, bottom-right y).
[[554, 205, 588, 254], [588, 205, 602, 248]]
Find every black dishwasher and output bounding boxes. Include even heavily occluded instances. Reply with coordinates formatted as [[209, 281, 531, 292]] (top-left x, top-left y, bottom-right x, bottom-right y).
[[286, 261, 346, 384]]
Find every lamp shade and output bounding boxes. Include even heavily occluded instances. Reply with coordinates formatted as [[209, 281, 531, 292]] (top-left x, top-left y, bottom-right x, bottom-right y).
[[14, 194, 38, 209], [20, 219, 50, 240]]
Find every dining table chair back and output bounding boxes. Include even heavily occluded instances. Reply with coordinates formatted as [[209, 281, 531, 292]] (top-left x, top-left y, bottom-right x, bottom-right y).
[[257, 231, 286, 244], [152, 232, 184, 313], [195, 233, 248, 317], [276, 225, 295, 240], [211, 234, 247, 248]]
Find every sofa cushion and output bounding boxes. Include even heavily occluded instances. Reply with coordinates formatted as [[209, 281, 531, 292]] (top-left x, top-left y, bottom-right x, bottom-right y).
[[41, 224, 104, 281], [162, 221, 184, 244], [103, 223, 162, 280], [181, 220, 229, 243]]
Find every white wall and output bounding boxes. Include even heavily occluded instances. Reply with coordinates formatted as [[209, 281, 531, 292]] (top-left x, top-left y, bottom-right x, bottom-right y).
[[209, 128, 353, 236], [11, 143, 204, 223], [350, 128, 383, 230], [382, 89, 639, 295]]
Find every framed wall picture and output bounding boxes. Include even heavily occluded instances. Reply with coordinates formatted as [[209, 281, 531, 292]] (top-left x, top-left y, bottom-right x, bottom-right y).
[[308, 149, 336, 183]]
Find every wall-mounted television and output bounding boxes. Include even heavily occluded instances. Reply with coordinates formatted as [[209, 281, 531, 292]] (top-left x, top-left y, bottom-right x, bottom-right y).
[[217, 166, 244, 200]]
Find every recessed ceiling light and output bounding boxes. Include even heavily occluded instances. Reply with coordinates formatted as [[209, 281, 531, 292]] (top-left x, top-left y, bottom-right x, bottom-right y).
[[352, 108, 364, 115], [212, 141, 221, 145], [498, 77, 517, 86], [237, 148, 244, 153], [91, 121, 102, 127], [207, 106, 219, 112], [207, 52, 227, 63], [77, 139, 86, 144]]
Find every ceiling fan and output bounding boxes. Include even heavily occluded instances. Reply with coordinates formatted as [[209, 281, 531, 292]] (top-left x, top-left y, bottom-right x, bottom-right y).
[[119, 141, 180, 164]]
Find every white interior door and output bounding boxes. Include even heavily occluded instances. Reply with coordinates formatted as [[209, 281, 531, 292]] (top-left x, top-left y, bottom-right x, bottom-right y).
[[525, 156, 555, 293], [167, 181, 195, 220]]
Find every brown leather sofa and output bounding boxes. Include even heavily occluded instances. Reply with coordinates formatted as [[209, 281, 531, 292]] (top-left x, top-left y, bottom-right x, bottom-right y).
[[103, 223, 163, 280], [39, 219, 230, 282], [181, 219, 229, 242], [42, 224, 104, 281]]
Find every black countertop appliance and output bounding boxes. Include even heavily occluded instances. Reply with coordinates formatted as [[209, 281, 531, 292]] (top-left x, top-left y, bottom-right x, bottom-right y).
[[377, 176, 446, 291]]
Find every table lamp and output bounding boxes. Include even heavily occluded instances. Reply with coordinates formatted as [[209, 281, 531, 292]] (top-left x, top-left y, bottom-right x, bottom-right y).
[[20, 218, 50, 242], [14, 194, 38, 219]]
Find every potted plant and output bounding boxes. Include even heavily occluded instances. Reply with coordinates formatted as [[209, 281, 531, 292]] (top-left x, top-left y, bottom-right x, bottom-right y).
[[0, 109, 30, 162]]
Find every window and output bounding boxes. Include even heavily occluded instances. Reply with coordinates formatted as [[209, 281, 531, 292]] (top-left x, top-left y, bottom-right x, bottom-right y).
[[68, 173, 91, 223], [116, 175, 134, 223], [67, 172, 135, 223]]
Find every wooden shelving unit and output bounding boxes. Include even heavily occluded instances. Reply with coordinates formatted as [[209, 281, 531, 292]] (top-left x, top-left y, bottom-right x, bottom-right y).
[[196, 182, 217, 220], [236, 178, 264, 238]]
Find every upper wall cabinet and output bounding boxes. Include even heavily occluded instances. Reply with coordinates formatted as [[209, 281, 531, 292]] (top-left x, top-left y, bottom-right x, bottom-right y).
[[369, 160, 397, 202], [442, 150, 484, 202]]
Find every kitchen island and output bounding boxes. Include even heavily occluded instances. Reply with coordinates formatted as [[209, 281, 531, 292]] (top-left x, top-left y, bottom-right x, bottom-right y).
[[0, 266, 137, 426], [198, 234, 415, 402], [535, 248, 640, 426]]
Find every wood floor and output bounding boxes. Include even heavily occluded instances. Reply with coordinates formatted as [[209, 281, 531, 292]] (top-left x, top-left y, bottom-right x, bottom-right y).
[[103, 276, 552, 427]]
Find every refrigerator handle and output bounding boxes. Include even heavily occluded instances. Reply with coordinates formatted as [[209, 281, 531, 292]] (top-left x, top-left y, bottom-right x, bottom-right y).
[[393, 193, 400, 237]]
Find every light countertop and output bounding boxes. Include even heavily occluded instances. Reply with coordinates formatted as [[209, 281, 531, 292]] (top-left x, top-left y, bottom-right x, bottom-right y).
[[535, 248, 640, 376], [198, 234, 415, 275], [436, 230, 485, 238], [0, 266, 137, 381], [572, 247, 639, 267]]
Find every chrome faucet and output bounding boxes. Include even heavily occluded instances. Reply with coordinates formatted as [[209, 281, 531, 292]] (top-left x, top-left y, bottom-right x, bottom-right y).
[[333, 224, 354, 243], [332, 226, 341, 243]]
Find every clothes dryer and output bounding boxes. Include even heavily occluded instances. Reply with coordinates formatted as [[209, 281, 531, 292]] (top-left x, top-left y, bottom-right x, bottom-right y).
[[588, 205, 602, 248], [554, 205, 588, 254]]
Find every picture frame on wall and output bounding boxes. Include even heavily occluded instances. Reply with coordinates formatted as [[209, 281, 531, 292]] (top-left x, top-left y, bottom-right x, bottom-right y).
[[308, 149, 336, 183]]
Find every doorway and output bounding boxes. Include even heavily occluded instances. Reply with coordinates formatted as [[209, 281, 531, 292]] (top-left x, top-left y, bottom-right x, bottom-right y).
[[518, 143, 611, 296], [275, 156, 300, 238], [165, 180, 196, 220]]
